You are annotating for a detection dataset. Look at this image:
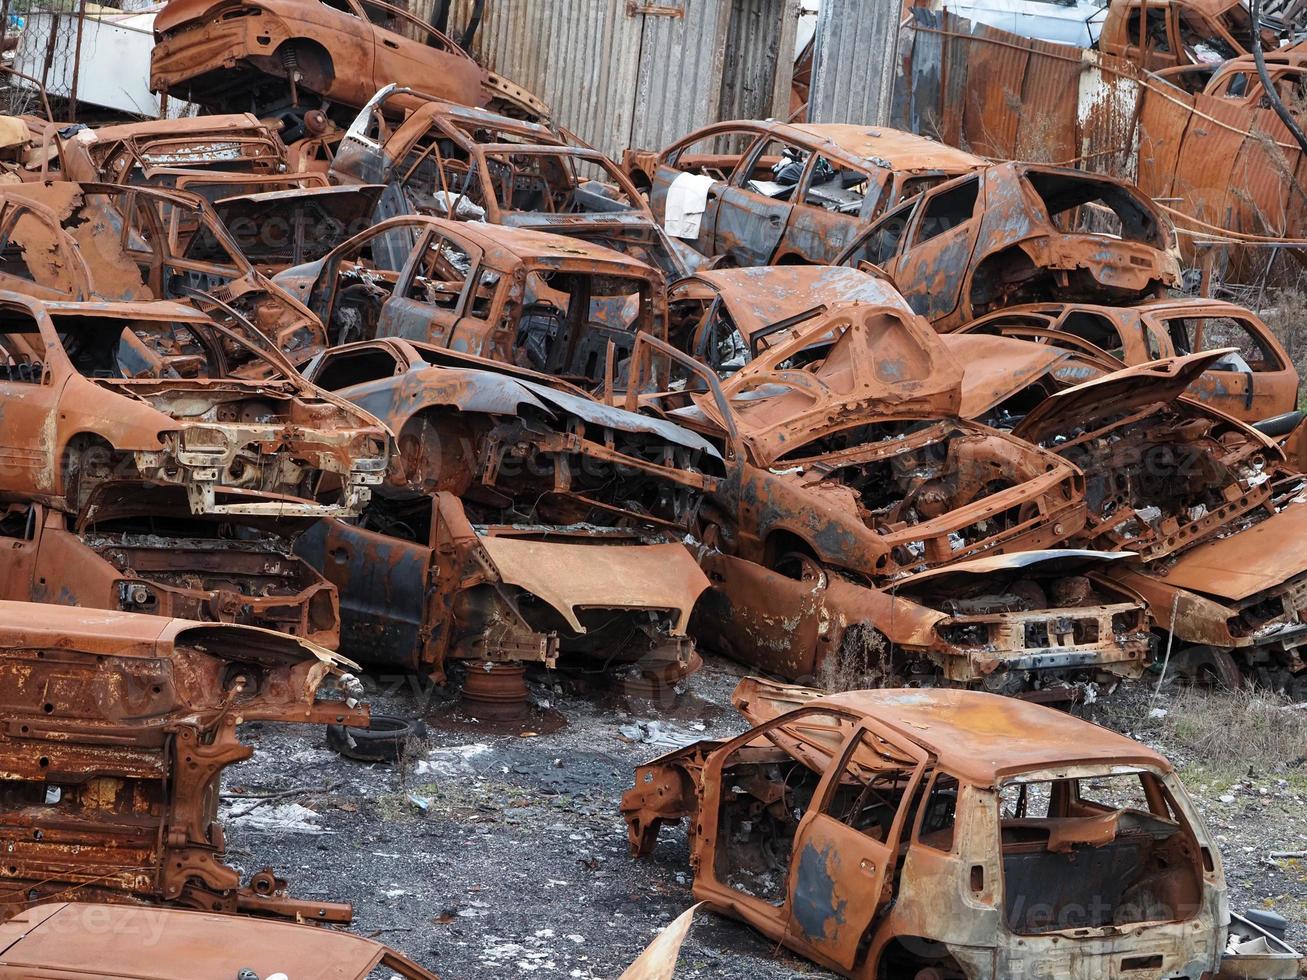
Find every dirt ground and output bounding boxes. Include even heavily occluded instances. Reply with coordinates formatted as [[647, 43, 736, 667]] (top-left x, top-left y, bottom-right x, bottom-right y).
[[222, 656, 1307, 978]]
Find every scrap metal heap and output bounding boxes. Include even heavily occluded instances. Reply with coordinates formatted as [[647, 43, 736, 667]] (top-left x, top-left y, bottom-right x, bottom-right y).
[[0, 602, 367, 922]]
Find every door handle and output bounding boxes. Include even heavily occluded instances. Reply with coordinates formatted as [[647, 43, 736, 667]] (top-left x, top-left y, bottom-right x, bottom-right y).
[[383, 38, 399, 48], [859, 858, 877, 875]]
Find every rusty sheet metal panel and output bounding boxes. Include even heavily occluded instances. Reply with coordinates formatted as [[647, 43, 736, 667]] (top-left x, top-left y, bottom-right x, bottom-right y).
[[898, 10, 1140, 170], [1134, 79, 1193, 203], [808, 0, 899, 126], [717, 0, 800, 124], [446, 0, 644, 159], [631, 0, 733, 155], [1173, 96, 1263, 233]]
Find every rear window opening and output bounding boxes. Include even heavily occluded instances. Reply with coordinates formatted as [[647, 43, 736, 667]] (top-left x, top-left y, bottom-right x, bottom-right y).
[[998, 771, 1204, 935], [1024, 170, 1161, 244]]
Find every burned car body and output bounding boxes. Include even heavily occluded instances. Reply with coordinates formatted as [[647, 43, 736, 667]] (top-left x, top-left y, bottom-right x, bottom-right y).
[[330, 86, 695, 276], [0, 292, 387, 517], [0, 181, 329, 368], [957, 299, 1300, 426], [623, 677, 1235, 980], [953, 335, 1307, 694], [1099, 0, 1274, 71], [0, 602, 365, 922], [276, 215, 666, 387], [295, 338, 719, 700], [0, 488, 339, 648], [148, 0, 547, 131], [636, 273, 1088, 581], [635, 269, 1155, 696], [835, 163, 1182, 334], [624, 119, 983, 266], [0, 903, 440, 979]]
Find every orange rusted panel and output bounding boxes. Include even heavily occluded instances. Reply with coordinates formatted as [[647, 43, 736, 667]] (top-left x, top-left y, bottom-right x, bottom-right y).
[[148, 0, 548, 132], [0, 603, 366, 922], [0, 903, 440, 979]]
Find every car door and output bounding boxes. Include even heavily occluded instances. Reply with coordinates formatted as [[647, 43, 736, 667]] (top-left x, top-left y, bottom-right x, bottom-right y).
[[691, 706, 864, 940], [357, 0, 483, 110], [780, 155, 873, 263], [0, 303, 69, 500], [375, 227, 480, 351], [0, 503, 41, 601], [714, 135, 805, 266], [650, 127, 758, 258], [1160, 313, 1297, 422], [782, 722, 931, 972], [293, 517, 430, 673], [887, 174, 984, 326]]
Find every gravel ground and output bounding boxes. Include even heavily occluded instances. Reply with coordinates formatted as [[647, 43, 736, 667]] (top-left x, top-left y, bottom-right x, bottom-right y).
[[221, 658, 1305, 978]]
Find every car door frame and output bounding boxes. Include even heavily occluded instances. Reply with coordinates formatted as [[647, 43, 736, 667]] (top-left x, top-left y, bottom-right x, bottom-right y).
[[375, 225, 483, 351], [0, 297, 72, 501], [690, 705, 865, 937], [889, 172, 986, 324], [782, 720, 932, 972], [714, 132, 808, 266], [650, 124, 764, 258]]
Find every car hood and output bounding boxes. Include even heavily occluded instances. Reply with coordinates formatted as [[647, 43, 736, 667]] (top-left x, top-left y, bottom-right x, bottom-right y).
[[891, 548, 1138, 597], [1012, 350, 1228, 444], [1157, 501, 1307, 602], [946, 333, 1081, 420], [691, 301, 963, 465]]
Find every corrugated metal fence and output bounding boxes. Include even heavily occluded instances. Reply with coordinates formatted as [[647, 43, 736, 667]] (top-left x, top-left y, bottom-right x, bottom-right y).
[[894, 8, 1307, 254], [428, 0, 796, 159]]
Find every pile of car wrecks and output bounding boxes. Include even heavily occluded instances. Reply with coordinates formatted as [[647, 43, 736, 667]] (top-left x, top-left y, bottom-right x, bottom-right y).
[[0, 0, 1299, 975]]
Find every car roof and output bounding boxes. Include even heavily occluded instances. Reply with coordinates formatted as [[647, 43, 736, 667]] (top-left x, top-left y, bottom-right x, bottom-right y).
[[74, 113, 272, 144], [788, 123, 985, 171], [37, 298, 212, 322], [0, 903, 388, 977], [437, 219, 660, 274], [815, 687, 1169, 784]]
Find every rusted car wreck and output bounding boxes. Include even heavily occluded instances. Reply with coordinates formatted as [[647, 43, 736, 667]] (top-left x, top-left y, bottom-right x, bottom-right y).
[[622, 676, 1302, 980], [0, 602, 365, 921], [295, 338, 719, 711], [329, 86, 695, 275], [0, 292, 387, 516], [635, 267, 1155, 697]]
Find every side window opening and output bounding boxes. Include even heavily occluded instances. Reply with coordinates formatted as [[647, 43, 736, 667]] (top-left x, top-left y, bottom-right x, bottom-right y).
[[667, 130, 757, 181], [739, 138, 807, 202], [1024, 170, 1159, 243], [843, 201, 915, 267], [912, 176, 979, 246], [313, 349, 402, 391], [403, 233, 473, 310], [1059, 311, 1125, 356], [1177, 12, 1238, 61], [826, 729, 919, 844], [518, 272, 648, 383], [916, 773, 959, 852], [1164, 316, 1283, 372], [0, 309, 47, 384], [800, 155, 870, 216], [1126, 8, 1172, 52]]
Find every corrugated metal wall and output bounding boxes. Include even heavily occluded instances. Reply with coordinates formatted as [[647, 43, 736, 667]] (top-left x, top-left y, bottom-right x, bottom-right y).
[[429, 0, 795, 158], [807, 0, 900, 126]]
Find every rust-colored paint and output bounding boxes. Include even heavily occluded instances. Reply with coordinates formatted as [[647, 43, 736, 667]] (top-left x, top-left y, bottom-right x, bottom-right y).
[[278, 214, 668, 388], [631, 118, 983, 267], [330, 87, 689, 276], [623, 678, 1230, 979], [0, 602, 366, 922], [836, 163, 1182, 334], [957, 298, 1301, 426], [295, 337, 719, 683]]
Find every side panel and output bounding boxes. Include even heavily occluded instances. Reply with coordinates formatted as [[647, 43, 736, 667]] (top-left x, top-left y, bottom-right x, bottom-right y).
[[294, 519, 429, 671]]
